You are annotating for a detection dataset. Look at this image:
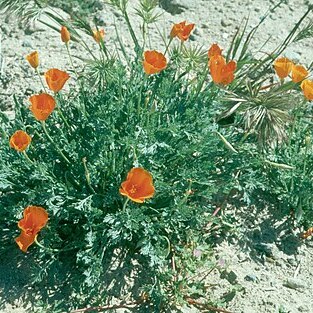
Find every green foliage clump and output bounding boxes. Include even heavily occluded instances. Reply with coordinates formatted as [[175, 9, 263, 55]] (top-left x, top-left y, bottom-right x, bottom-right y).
[[0, 0, 313, 312]]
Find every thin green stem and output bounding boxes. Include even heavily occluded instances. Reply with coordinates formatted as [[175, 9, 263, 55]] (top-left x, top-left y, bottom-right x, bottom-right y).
[[34, 236, 59, 253], [193, 65, 209, 101], [66, 43, 79, 78], [164, 37, 173, 55], [82, 157, 96, 193], [41, 121, 70, 164], [123, 9, 140, 53], [54, 92, 71, 128], [35, 236, 91, 253], [36, 68, 47, 92], [122, 198, 130, 211], [23, 150, 34, 164], [22, 150, 34, 164]]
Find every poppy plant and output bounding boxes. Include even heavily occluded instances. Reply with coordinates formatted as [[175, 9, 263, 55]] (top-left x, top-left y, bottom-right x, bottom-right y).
[[301, 79, 313, 100], [45, 68, 70, 92], [26, 51, 39, 69], [15, 206, 48, 253], [119, 167, 155, 203], [170, 21, 195, 41], [209, 55, 237, 85], [93, 29, 105, 43], [208, 43, 223, 58], [274, 57, 293, 79], [143, 50, 167, 75], [61, 26, 70, 43], [291, 64, 308, 83], [29, 93, 56, 121], [9, 130, 31, 152]]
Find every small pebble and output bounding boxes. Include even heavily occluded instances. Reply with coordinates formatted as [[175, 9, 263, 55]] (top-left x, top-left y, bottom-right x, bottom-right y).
[[244, 274, 259, 283], [283, 278, 306, 290], [221, 19, 232, 27]]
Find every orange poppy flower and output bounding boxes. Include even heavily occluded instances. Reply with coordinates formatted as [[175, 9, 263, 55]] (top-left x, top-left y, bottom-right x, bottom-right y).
[[301, 79, 313, 101], [170, 21, 195, 41], [119, 167, 155, 203], [291, 64, 308, 83], [209, 55, 237, 85], [143, 50, 167, 75], [26, 51, 39, 69], [15, 206, 48, 253], [9, 130, 31, 152], [45, 68, 70, 92], [29, 93, 56, 121], [61, 26, 70, 43], [208, 43, 223, 58], [274, 57, 293, 79], [93, 29, 105, 43]]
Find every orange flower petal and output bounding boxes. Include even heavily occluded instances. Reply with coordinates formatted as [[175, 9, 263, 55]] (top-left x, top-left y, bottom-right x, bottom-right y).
[[170, 21, 194, 41], [119, 168, 155, 203], [301, 79, 313, 101], [15, 231, 36, 253], [16, 206, 48, 253], [291, 64, 308, 83], [274, 57, 293, 79], [61, 26, 70, 43], [45, 68, 70, 92], [26, 51, 39, 69], [209, 55, 236, 85], [93, 29, 105, 43], [29, 93, 56, 121], [143, 51, 167, 75], [208, 43, 223, 58], [9, 130, 31, 152]]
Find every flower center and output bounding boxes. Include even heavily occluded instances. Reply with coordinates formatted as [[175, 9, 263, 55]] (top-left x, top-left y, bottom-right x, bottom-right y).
[[129, 185, 137, 194]]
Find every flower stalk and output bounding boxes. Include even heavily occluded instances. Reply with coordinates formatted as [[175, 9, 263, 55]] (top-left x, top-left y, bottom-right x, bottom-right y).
[[41, 121, 70, 164]]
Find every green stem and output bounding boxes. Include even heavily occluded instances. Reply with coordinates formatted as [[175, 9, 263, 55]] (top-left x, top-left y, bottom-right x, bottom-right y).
[[66, 43, 79, 79], [36, 68, 47, 92], [35, 236, 91, 253], [82, 157, 96, 193], [22, 150, 34, 164], [193, 65, 209, 100], [34, 236, 59, 253], [164, 37, 173, 55], [123, 9, 140, 53], [54, 92, 71, 128], [41, 121, 70, 164], [122, 198, 130, 211]]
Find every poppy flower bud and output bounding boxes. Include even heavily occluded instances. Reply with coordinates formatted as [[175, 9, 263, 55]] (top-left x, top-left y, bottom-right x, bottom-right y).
[[93, 29, 105, 43], [119, 167, 155, 203], [305, 135, 311, 147], [26, 51, 39, 69], [61, 26, 70, 43], [274, 57, 293, 79], [143, 50, 167, 75], [301, 79, 313, 101], [9, 130, 32, 152], [208, 43, 223, 58]]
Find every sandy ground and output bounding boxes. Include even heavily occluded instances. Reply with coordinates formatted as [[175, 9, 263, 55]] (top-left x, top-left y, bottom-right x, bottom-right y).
[[1, 0, 313, 312]]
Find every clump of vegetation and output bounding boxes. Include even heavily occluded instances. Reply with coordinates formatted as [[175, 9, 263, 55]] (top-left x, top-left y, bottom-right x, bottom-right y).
[[0, 0, 313, 312]]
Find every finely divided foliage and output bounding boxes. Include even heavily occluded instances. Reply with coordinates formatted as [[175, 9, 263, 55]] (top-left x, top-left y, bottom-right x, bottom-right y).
[[0, 0, 313, 312]]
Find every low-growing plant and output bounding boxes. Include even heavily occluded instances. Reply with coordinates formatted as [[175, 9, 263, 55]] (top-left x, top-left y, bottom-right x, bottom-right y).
[[0, 0, 313, 312]]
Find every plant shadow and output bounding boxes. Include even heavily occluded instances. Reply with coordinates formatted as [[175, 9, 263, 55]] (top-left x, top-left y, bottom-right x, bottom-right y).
[[0, 244, 154, 313], [218, 192, 303, 264]]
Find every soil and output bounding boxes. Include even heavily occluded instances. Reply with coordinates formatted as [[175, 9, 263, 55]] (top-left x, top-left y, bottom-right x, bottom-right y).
[[0, 0, 313, 312]]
